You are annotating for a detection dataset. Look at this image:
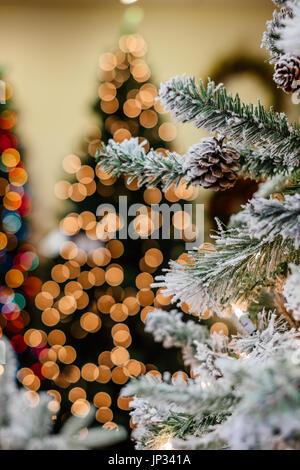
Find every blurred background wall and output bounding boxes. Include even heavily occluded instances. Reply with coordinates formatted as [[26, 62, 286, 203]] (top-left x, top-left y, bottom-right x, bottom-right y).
[[0, 0, 273, 236]]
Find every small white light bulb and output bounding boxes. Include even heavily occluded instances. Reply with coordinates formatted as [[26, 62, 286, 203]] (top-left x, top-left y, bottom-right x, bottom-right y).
[[232, 303, 257, 335]]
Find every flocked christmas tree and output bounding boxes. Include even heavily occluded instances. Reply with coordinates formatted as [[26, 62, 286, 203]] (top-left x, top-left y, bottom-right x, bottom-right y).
[[0, 74, 125, 450], [33, 26, 197, 430], [97, 0, 300, 450]]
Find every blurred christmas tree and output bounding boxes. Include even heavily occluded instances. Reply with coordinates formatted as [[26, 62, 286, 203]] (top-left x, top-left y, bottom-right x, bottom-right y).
[[34, 19, 199, 431], [0, 336, 127, 450], [0, 72, 40, 363]]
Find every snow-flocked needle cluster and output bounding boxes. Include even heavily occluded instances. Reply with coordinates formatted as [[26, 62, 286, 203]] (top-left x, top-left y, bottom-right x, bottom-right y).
[[96, 0, 300, 451]]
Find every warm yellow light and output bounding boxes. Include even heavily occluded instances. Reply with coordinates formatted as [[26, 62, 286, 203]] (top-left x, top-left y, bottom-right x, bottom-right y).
[[157, 437, 174, 450], [200, 381, 211, 389], [120, 0, 138, 4], [231, 303, 245, 319]]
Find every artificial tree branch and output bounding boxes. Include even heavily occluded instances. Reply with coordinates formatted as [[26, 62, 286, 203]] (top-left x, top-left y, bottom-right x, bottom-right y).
[[159, 76, 300, 175], [274, 293, 297, 328]]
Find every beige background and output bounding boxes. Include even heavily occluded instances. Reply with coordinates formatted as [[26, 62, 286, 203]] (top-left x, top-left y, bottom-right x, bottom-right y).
[[0, 0, 273, 235]]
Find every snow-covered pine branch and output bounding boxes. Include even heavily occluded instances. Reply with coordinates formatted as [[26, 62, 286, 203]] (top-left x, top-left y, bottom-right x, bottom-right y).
[[277, 1, 300, 56], [245, 193, 300, 248], [170, 349, 300, 450], [145, 309, 229, 378], [238, 146, 300, 179], [159, 76, 300, 174], [229, 311, 300, 360], [217, 351, 300, 450], [98, 0, 300, 451], [261, 0, 293, 62], [283, 263, 300, 320], [0, 336, 18, 428], [98, 137, 299, 197], [128, 393, 227, 450], [97, 77, 300, 188], [123, 373, 236, 428], [125, 317, 300, 450], [97, 138, 186, 191], [155, 196, 300, 315]]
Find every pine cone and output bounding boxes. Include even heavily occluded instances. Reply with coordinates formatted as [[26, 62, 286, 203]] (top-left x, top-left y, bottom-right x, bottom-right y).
[[273, 54, 300, 93], [185, 137, 240, 191]]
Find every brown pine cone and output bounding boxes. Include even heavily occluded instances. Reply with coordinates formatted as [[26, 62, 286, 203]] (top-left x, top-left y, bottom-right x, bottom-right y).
[[273, 54, 300, 93], [185, 137, 240, 191]]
